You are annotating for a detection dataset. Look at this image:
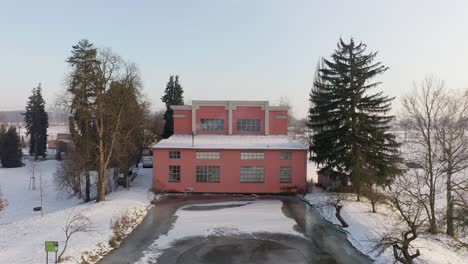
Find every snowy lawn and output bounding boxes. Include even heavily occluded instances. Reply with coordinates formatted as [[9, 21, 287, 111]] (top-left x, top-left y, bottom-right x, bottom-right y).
[[305, 188, 468, 264], [0, 159, 154, 264], [136, 200, 301, 263]]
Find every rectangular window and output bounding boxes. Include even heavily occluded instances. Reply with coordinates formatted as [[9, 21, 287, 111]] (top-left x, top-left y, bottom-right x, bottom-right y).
[[280, 152, 292, 160], [237, 119, 261, 132], [196, 152, 220, 160], [200, 118, 225, 131], [196, 166, 221, 182], [169, 151, 181, 159], [280, 167, 292, 183], [240, 166, 265, 183], [168, 165, 181, 182], [240, 152, 264, 160]]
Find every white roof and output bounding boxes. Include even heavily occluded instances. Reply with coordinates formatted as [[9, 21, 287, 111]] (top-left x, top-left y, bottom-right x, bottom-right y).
[[153, 134, 307, 150]]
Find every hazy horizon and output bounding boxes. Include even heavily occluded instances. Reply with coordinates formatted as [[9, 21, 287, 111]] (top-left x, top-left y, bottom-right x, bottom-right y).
[[1, 0, 468, 119]]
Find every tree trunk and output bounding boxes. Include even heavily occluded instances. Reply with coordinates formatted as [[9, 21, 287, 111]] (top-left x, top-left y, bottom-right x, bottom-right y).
[[97, 145, 107, 202], [335, 204, 349, 227], [85, 170, 91, 202], [446, 172, 454, 236]]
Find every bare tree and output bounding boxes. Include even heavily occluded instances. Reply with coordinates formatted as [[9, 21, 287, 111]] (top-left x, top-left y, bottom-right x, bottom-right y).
[[401, 77, 445, 233], [313, 183, 349, 227], [373, 173, 426, 264], [434, 90, 468, 236], [94, 52, 143, 201], [54, 145, 84, 199], [362, 183, 387, 213], [58, 211, 95, 262], [276, 96, 295, 125]]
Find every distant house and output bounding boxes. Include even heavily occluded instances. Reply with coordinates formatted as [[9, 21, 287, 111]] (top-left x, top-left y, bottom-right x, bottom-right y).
[[47, 133, 71, 153], [152, 100, 308, 194]]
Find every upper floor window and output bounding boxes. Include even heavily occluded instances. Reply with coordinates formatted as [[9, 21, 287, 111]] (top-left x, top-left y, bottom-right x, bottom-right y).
[[168, 165, 181, 182], [196, 166, 220, 182], [200, 118, 225, 131], [196, 152, 220, 160], [169, 151, 181, 159], [237, 119, 261, 132], [280, 152, 292, 160], [240, 166, 265, 183], [241, 152, 264, 160]]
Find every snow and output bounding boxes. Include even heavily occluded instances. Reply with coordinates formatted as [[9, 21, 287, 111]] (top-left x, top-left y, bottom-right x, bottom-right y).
[[0, 159, 154, 264], [136, 200, 301, 263], [304, 188, 468, 264], [154, 134, 308, 150]]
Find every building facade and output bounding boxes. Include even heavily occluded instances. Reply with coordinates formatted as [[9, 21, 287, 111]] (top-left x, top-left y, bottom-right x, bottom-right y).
[[152, 100, 307, 193]]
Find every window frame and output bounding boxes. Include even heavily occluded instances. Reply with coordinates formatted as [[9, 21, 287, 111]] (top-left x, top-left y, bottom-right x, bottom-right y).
[[169, 151, 181, 159], [196, 166, 221, 183], [168, 165, 181, 182], [280, 166, 292, 183], [200, 118, 225, 132], [196, 152, 220, 160], [240, 166, 265, 183], [280, 152, 292, 160], [237, 119, 261, 132], [240, 152, 264, 160]]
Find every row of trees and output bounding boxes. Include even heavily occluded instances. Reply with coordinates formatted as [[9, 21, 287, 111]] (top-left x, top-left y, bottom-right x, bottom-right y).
[[57, 39, 154, 202], [308, 38, 467, 263], [400, 79, 468, 236]]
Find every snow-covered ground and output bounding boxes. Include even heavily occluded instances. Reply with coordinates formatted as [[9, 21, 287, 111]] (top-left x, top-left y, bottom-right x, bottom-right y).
[[136, 200, 300, 263], [305, 188, 468, 264], [0, 159, 154, 264]]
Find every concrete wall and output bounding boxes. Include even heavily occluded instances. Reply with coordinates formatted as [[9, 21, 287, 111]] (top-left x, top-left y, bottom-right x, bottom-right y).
[[153, 148, 307, 193]]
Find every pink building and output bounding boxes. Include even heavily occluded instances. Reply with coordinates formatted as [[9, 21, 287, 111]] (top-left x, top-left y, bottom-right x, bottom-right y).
[[152, 100, 307, 193]]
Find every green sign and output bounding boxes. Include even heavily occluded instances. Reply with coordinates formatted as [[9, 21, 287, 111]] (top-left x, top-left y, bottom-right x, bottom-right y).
[[45, 241, 58, 252]]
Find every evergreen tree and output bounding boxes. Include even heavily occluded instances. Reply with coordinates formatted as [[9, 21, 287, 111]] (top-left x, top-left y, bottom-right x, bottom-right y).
[[0, 126, 23, 168], [24, 84, 49, 160], [161, 75, 184, 138], [308, 38, 400, 199], [66, 39, 100, 202]]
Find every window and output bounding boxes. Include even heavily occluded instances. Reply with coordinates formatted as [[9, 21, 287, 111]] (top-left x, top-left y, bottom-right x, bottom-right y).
[[168, 165, 181, 182], [169, 151, 181, 159], [240, 166, 265, 183], [196, 152, 220, 160], [280, 167, 292, 183], [241, 152, 264, 160], [280, 152, 292, 160], [196, 166, 220, 182], [237, 119, 261, 132], [200, 118, 224, 131]]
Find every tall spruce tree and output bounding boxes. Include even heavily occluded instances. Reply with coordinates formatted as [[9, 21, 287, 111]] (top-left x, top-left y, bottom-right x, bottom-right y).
[[162, 75, 184, 138], [0, 126, 23, 168], [66, 39, 100, 202], [308, 38, 400, 199], [24, 84, 49, 160]]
